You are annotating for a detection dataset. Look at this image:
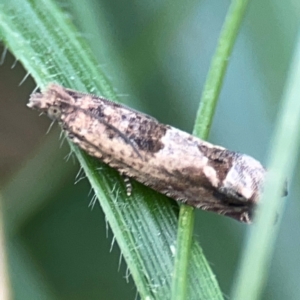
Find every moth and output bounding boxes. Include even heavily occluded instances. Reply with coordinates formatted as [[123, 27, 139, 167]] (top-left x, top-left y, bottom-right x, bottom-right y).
[[28, 83, 267, 223]]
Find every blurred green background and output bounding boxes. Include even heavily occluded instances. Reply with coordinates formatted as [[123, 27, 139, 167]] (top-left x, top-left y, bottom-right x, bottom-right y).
[[1, 0, 300, 299]]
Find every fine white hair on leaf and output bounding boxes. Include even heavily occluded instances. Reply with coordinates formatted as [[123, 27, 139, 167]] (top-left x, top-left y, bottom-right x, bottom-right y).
[[87, 186, 93, 197], [45, 119, 55, 135], [64, 149, 74, 162], [59, 134, 67, 149], [74, 175, 86, 184], [11, 58, 18, 69], [88, 194, 97, 209], [124, 265, 131, 283], [74, 167, 87, 185], [18, 71, 30, 86], [118, 251, 123, 272], [0, 46, 7, 65], [59, 129, 65, 140], [31, 85, 39, 94], [105, 216, 109, 239], [110, 235, 116, 253], [75, 166, 84, 180], [110, 184, 123, 207]]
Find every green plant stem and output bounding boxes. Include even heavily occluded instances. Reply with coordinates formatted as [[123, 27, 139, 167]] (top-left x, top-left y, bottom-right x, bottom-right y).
[[231, 31, 300, 300], [171, 206, 195, 300], [172, 1, 250, 299], [194, 0, 250, 137]]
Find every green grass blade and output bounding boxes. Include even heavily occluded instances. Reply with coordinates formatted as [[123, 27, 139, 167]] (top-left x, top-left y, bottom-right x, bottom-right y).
[[193, 0, 250, 138], [172, 1, 250, 299], [0, 0, 223, 298], [231, 31, 300, 300]]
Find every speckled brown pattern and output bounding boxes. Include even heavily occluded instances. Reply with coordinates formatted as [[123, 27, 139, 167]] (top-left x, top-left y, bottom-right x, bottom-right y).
[[28, 83, 268, 223]]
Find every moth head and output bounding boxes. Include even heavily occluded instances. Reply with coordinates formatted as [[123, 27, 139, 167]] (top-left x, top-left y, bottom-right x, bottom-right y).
[[220, 154, 266, 204], [27, 83, 74, 121]]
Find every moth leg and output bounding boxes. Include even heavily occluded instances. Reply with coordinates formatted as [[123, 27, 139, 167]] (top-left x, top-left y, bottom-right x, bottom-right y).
[[122, 175, 132, 196]]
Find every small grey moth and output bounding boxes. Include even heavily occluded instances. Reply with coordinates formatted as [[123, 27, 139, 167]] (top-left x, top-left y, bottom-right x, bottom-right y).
[[28, 83, 268, 223]]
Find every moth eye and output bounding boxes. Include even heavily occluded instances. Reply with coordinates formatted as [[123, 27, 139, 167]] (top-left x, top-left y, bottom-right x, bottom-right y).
[[47, 105, 62, 120]]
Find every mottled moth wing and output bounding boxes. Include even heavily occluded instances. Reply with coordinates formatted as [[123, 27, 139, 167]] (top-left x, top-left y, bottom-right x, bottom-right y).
[[28, 83, 268, 223]]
